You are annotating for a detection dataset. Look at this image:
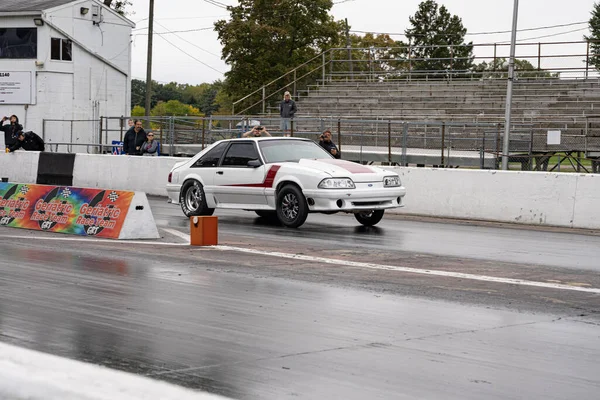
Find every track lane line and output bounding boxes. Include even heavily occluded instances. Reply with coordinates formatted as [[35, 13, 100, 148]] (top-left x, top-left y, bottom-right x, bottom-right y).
[[166, 229, 600, 294]]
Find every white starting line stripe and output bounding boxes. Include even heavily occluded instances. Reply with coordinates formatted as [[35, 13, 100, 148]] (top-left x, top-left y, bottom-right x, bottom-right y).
[[214, 245, 600, 294], [165, 229, 600, 295]]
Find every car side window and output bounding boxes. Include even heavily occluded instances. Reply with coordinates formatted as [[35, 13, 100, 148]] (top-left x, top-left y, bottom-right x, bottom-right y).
[[221, 142, 260, 167], [191, 142, 228, 168]]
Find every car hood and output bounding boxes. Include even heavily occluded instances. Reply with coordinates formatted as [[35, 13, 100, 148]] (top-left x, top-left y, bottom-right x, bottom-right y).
[[297, 159, 388, 182]]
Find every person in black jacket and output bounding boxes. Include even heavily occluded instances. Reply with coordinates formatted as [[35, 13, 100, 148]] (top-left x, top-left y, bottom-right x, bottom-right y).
[[122, 120, 146, 155], [318, 129, 340, 159], [8, 131, 45, 152], [1, 115, 23, 151]]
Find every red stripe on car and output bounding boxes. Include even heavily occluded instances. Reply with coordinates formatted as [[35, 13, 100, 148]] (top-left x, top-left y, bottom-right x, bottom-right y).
[[317, 159, 373, 174], [225, 165, 281, 188]]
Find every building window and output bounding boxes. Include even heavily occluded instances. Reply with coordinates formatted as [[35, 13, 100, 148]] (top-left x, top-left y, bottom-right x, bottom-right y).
[[51, 38, 72, 61], [0, 28, 37, 59]]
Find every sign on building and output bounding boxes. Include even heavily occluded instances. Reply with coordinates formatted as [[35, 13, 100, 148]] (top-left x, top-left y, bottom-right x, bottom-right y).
[[0, 71, 32, 104]]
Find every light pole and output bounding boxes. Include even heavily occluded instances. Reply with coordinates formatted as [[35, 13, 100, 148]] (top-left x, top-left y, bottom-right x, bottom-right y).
[[144, 0, 155, 128], [502, 0, 519, 170]]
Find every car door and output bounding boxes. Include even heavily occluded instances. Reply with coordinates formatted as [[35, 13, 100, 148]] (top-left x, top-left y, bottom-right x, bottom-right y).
[[188, 142, 228, 203], [213, 141, 267, 207]]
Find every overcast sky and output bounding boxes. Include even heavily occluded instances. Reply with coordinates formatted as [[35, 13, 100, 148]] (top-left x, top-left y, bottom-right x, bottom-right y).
[[127, 0, 597, 85]]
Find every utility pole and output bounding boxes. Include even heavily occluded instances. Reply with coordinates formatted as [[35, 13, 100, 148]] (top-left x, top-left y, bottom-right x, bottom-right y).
[[502, 0, 519, 170], [144, 0, 155, 128], [345, 18, 353, 80]]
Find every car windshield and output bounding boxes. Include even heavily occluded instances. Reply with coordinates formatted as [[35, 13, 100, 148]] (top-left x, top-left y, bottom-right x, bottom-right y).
[[259, 139, 333, 163]]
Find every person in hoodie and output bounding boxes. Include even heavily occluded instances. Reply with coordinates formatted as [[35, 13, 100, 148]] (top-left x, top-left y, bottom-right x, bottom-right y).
[[122, 119, 146, 155], [1, 115, 23, 151], [8, 130, 45, 152]]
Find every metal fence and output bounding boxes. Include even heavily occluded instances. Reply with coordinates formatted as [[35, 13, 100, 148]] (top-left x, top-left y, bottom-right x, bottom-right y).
[[33, 115, 596, 173]]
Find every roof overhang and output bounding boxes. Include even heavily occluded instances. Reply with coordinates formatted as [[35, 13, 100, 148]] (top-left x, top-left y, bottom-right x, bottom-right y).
[[0, 11, 42, 17]]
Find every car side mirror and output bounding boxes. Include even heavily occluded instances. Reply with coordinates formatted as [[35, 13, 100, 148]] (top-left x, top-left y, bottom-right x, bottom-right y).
[[247, 159, 262, 168]]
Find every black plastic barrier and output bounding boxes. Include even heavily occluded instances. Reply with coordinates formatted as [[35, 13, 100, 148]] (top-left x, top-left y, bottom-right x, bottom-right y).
[[36, 152, 76, 186]]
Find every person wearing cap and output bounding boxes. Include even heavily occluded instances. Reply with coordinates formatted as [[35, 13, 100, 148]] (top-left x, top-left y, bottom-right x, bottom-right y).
[[243, 125, 271, 138], [1, 115, 23, 151], [7, 130, 45, 152], [279, 91, 297, 137], [318, 129, 340, 159]]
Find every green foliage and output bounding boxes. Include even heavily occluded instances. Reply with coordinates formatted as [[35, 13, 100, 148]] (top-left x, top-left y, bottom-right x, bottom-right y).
[[214, 0, 342, 112], [131, 105, 145, 117], [150, 100, 202, 117], [405, 0, 473, 78], [131, 79, 225, 116], [473, 58, 558, 79], [586, 2, 600, 70]]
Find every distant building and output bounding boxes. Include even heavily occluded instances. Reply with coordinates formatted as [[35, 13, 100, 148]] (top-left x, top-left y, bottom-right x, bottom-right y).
[[0, 0, 134, 149]]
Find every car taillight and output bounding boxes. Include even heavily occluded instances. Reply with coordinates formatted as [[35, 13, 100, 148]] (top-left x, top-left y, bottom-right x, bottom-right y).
[[168, 172, 172, 183]]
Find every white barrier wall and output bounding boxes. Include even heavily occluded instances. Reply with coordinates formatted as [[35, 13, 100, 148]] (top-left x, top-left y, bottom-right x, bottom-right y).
[[72, 154, 181, 196], [387, 167, 600, 229], [2, 152, 599, 230], [0, 151, 40, 183]]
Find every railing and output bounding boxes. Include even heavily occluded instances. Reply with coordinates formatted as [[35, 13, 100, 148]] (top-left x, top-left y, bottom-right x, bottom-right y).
[[232, 40, 600, 116], [83, 115, 600, 172]]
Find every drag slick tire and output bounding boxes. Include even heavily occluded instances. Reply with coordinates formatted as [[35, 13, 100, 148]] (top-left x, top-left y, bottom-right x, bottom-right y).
[[354, 210, 384, 226], [180, 180, 214, 217], [276, 184, 308, 228]]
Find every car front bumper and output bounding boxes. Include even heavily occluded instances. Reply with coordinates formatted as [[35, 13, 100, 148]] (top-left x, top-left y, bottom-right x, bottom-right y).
[[302, 186, 406, 212]]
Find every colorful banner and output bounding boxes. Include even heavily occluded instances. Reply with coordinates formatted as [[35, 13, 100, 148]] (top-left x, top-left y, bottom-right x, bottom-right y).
[[0, 183, 134, 239]]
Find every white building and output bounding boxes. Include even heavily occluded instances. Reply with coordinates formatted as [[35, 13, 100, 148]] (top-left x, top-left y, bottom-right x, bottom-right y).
[[0, 0, 134, 150]]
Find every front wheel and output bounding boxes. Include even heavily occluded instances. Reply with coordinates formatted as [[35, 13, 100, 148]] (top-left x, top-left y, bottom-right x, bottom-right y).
[[276, 184, 308, 228], [180, 180, 214, 217], [354, 210, 385, 226]]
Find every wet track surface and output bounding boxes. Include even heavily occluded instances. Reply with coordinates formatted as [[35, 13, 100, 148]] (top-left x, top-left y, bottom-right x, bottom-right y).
[[1, 197, 600, 399]]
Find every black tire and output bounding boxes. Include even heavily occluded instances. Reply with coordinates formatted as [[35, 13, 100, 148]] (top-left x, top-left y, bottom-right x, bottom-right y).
[[255, 210, 277, 219], [180, 180, 214, 217], [354, 210, 385, 226], [276, 184, 308, 228]]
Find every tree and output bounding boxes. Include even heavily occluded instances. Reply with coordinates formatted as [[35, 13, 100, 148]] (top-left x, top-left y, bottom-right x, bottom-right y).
[[215, 0, 342, 113], [103, 0, 132, 16], [151, 100, 202, 117], [586, 2, 600, 70], [405, 0, 473, 79], [473, 58, 558, 79]]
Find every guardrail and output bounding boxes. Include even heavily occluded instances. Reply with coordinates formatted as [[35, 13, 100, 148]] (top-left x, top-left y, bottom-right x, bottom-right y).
[[37, 115, 599, 173]]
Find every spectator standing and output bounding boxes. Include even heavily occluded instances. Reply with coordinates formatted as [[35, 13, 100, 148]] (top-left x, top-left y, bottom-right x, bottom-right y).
[[243, 126, 271, 138], [1, 115, 23, 151], [123, 120, 146, 155], [8, 131, 45, 152], [318, 129, 340, 159], [141, 131, 159, 156], [127, 119, 134, 128], [279, 91, 297, 137]]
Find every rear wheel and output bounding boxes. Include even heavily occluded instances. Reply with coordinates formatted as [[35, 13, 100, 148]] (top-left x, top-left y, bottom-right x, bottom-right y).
[[354, 210, 384, 226], [276, 184, 308, 228], [180, 180, 214, 217]]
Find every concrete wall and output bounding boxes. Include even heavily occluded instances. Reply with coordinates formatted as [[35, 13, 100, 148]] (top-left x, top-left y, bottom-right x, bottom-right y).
[[72, 154, 179, 196], [387, 167, 599, 229], [1, 152, 598, 230]]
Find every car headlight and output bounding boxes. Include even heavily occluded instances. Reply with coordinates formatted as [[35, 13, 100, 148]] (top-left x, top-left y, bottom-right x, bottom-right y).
[[318, 178, 355, 189], [383, 176, 401, 187]]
